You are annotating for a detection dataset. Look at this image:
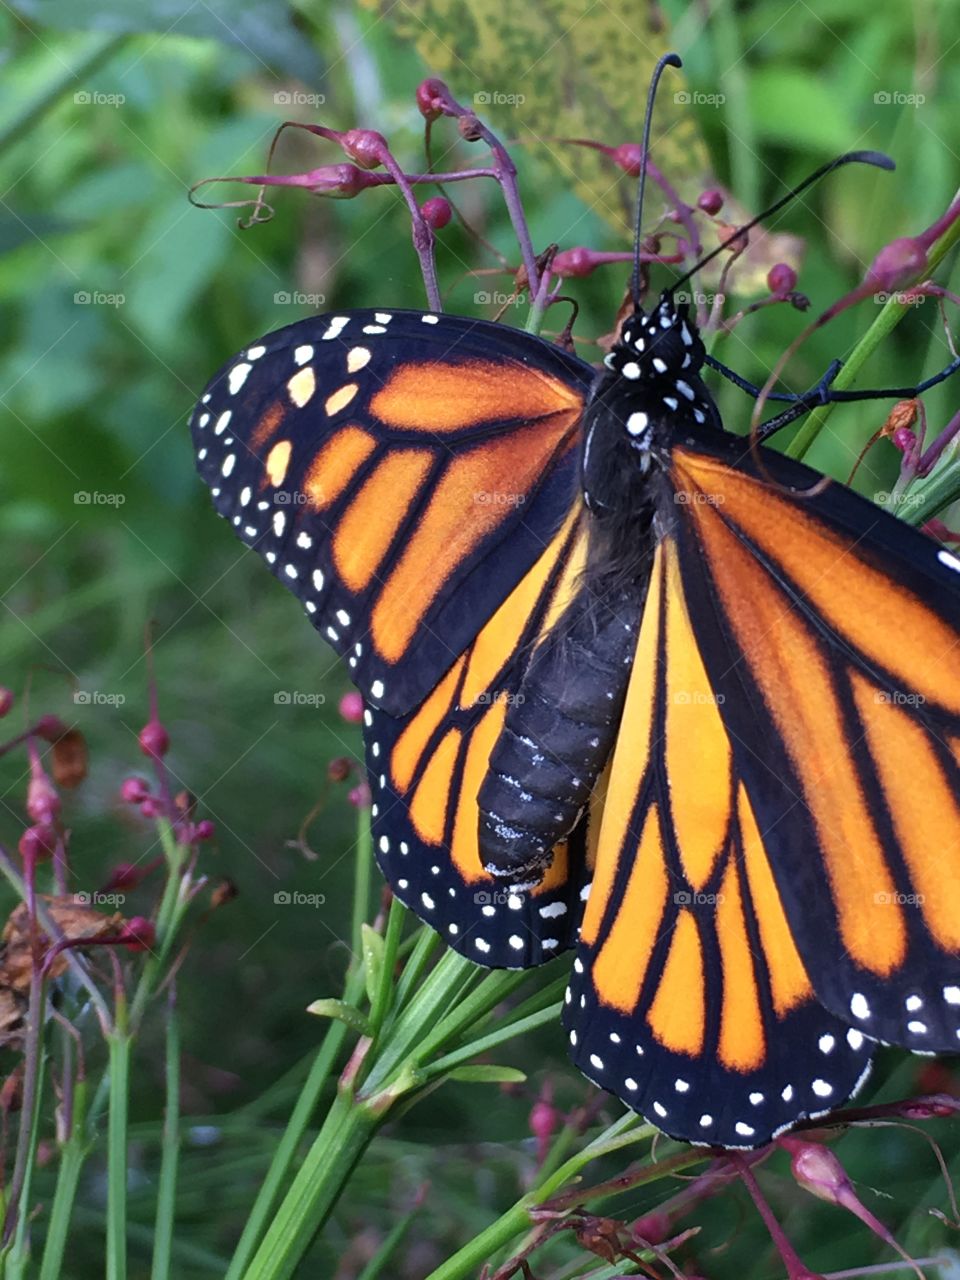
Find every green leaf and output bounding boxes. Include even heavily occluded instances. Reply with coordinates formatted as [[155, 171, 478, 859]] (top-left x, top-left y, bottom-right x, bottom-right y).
[[360, 0, 711, 232], [746, 68, 854, 153], [361, 923, 384, 1006], [444, 1065, 526, 1084], [306, 1000, 370, 1036], [6, 0, 322, 80]]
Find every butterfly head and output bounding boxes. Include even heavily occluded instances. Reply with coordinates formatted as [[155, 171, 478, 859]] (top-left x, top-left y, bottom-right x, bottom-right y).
[[602, 290, 714, 437]]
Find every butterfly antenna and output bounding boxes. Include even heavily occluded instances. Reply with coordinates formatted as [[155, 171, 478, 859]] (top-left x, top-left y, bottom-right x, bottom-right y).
[[670, 150, 895, 292], [631, 51, 684, 308]]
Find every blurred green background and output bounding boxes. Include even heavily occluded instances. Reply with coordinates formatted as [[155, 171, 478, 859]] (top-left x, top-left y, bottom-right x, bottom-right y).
[[1, 0, 960, 1275]]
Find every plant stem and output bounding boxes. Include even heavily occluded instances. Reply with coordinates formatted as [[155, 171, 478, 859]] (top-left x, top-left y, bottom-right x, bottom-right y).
[[39, 1080, 89, 1280], [151, 990, 181, 1280], [107, 995, 131, 1280]]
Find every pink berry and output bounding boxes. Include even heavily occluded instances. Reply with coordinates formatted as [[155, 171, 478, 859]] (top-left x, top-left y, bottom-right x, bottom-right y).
[[697, 188, 724, 215], [421, 196, 452, 230], [339, 691, 364, 724], [139, 719, 169, 760], [120, 776, 151, 804], [767, 262, 798, 295]]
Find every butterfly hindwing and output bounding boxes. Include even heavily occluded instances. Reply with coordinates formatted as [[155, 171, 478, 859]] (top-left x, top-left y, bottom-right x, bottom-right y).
[[366, 509, 595, 967], [191, 309, 592, 714], [565, 542, 875, 1148], [665, 431, 960, 1051]]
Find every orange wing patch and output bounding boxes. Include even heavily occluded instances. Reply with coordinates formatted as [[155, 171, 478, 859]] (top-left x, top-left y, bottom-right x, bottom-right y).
[[370, 359, 583, 433], [332, 449, 434, 592], [304, 426, 377, 509]]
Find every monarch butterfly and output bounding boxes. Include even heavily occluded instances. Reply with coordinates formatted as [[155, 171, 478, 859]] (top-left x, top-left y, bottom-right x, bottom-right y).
[[191, 54, 960, 1148]]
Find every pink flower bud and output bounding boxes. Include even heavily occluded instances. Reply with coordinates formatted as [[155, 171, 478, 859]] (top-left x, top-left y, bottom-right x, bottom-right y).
[[416, 78, 448, 121], [27, 746, 60, 826], [339, 691, 364, 724], [341, 129, 386, 170], [195, 819, 216, 841], [139, 718, 169, 760], [120, 776, 151, 804], [785, 1139, 848, 1206], [103, 861, 143, 891], [140, 796, 162, 819], [697, 188, 724, 215], [0, 688, 13, 718], [34, 715, 66, 742], [867, 236, 928, 290], [630, 1211, 671, 1246], [611, 143, 643, 176], [19, 824, 57, 864], [421, 196, 452, 229], [892, 426, 917, 453], [553, 246, 596, 278], [347, 781, 372, 809], [768, 262, 798, 296], [118, 916, 156, 951]]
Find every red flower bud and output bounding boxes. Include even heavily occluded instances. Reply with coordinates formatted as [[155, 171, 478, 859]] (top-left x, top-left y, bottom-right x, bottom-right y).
[[347, 781, 372, 809], [867, 236, 928, 291], [416, 78, 448, 121], [120, 776, 151, 804], [34, 715, 66, 742], [139, 718, 170, 760], [339, 691, 364, 724], [0, 687, 14, 718], [328, 756, 353, 783], [768, 262, 798, 296], [140, 797, 162, 819], [697, 188, 724, 215], [421, 196, 452, 229], [195, 819, 216, 841], [892, 426, 917, 453], [553, 246, 596, 278], [611, 143, 643, 176], [341, 129, 387, 170], [118, 916, 156, 951], [27, 746, 60, 826], [19, 824, 57, 864], [102, 861, 143, 892]]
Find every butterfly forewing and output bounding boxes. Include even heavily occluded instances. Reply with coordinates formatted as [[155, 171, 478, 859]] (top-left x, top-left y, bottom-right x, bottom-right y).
[[191, 309, 592, 714]]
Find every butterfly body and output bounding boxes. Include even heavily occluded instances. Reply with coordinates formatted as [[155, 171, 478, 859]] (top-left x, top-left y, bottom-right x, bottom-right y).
[[192, 296, 960, 1149]]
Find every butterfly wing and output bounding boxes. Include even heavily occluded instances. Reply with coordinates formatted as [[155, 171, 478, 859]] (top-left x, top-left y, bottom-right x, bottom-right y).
[[368, 506, 597, 966], [668, 432, 960, 1048], [565, 539, 875, 1147], [191, 309, 592, 714]]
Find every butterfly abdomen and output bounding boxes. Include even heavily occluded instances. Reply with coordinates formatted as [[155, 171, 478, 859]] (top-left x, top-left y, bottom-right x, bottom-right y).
[[478, 587, 643, 882]]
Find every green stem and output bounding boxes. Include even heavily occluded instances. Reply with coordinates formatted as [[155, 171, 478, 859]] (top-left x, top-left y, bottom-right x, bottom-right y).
[[786, 213, 960, 461], [129, 817, 186, 1028], [39, 1081, 89, 1280], [239, 1092, 378, 1280], [150, 991, 181, 1280], [107, 997, 131, 1280], [423, 1113, 652, 1280], [366, 896, 406, 1045], [350, 806, 373, 974], [899, 460, 960, 526]]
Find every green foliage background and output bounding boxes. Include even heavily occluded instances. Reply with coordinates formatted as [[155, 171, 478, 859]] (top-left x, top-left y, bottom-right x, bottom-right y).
[[1, 0, 959, 1275]]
